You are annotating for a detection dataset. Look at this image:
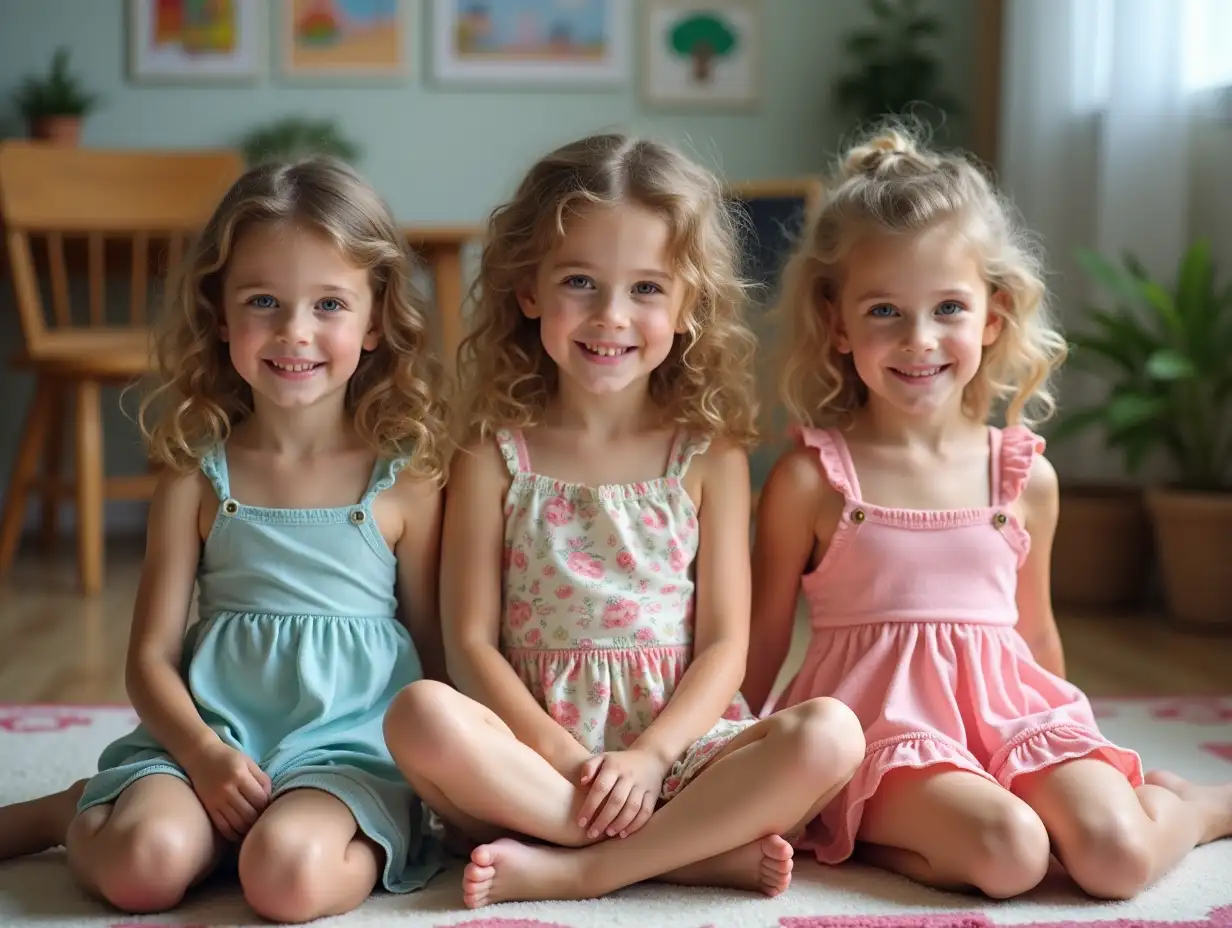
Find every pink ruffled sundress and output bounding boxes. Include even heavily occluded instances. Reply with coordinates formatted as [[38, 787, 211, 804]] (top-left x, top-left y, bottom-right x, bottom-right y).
[[773, 425, 1144, 864]]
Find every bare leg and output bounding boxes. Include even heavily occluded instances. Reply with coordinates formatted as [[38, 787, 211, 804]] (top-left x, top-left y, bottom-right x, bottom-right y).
[[384, 680, 596, 848], [1014, 759, 1232, 900], [0, 779, 86, 859], [237, 788, 380, 923], [65, 774, 224, 914], [461, 697, 865, 908], [386, 681, 798, 896], [856, 766, 1052, 898]]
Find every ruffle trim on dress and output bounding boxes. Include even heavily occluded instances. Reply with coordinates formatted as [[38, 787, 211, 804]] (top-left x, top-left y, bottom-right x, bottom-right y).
[[800, 731, 998, 865], [793, 425, 856, 499], [998, 425, 1045, 505], [988, 721, 1144, 791]]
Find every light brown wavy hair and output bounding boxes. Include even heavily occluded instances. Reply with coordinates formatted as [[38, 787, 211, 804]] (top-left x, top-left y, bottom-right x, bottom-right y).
[[776, 122, 1068, 429], [457, 133, 758, 447], [137, 157, 449, 481]]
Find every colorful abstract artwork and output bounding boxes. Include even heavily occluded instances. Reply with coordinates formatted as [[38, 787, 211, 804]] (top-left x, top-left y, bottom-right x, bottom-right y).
[[127, 0, 263, 82], [430, 0, 630, 87], [280, 0, 409, 78]]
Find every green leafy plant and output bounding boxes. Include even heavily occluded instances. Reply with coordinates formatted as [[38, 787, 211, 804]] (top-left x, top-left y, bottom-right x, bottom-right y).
[[670, 13, 737, 82], [1049, 240, 1232, 491], [238, 116, 361, 167], [12, 46, 100, 121], [833, 0, 960, 130]]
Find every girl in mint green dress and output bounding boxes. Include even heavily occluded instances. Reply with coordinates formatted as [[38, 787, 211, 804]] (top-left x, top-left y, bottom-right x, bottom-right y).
[[0, 158, 449, 922]]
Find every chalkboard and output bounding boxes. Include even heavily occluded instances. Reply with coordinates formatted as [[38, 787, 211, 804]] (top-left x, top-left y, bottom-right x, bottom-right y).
[[727, 191, 815, 492]]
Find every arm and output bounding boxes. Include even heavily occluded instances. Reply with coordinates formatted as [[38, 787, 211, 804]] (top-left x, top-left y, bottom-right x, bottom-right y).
[[1015, 454, 1066, 678], [633, 442, 751, 768], [125, 469, 223, 766], [392, 471, 449, 684], [742, 448, 824, 716], [441, 439, 590, 775]]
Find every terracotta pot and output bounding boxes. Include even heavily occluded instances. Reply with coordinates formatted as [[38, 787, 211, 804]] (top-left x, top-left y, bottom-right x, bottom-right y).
[[30, 116, 81, 146], [1147, 487, 1232, 628], [1051, 484, 1152, 611]]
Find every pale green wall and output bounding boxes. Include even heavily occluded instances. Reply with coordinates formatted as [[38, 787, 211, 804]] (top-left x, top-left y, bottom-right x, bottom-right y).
[[1, 0, 974, 221], [0, 0, 975, 535]]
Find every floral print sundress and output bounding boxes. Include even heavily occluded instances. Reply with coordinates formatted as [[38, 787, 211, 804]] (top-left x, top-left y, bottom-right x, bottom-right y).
[[496, 428, 758, 799]]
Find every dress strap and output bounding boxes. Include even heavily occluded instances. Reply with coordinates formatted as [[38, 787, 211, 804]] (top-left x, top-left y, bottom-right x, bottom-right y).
[[791, 426, 862, 500], [665, 432, 711, 479], [495, 428, 529, 477], [199, 444, 231, 502], [993, 425, 1045, 506], [360, 456, 407, 505]]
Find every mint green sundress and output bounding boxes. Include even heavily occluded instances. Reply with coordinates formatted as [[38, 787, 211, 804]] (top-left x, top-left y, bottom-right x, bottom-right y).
[[77, 444, 443, 893]]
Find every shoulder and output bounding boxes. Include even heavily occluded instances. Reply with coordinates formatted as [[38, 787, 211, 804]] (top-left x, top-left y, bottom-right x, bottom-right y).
[[153, 464, 208, 509], [385, 458, 444, 513], [761, 440, 836, 511], [1020, 450, 1059, 520]]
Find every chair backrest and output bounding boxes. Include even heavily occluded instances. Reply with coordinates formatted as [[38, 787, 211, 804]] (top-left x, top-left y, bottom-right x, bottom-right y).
[[725, 176, 824, 492], [0, 142, 244, 351]]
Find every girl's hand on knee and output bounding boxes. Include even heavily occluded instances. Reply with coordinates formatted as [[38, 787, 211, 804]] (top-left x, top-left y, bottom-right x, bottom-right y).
[[183, 741, 272, 842], [577, 749, 668, 839]]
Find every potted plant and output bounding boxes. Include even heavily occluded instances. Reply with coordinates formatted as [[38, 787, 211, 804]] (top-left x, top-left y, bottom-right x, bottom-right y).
[[832, 0, 961, 137], [12, 46, 100, 146], [238, 116, 361, 167], [1049, 240, 1232, 626]]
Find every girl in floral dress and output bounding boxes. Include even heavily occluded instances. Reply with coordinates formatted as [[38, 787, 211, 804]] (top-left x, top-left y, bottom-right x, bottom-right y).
[[384, 133, 865, 909]]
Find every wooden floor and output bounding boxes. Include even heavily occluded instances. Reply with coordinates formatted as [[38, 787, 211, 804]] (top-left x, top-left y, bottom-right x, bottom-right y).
[[0, 542, 1229, 704]]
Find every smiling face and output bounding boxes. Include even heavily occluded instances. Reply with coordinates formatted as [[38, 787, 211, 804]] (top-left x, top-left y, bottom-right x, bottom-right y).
[[831, 222, 1004, 422], [219, 221, 380, 413], [516, 202, 687, 401]]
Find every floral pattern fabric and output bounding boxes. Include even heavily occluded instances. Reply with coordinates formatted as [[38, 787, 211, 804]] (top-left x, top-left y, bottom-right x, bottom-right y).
[[496, 429, 757, 800]]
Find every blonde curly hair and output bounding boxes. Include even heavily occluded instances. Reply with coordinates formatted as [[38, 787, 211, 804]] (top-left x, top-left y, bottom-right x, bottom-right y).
[[137, 157, 449, 482], [777, 122, 1068, 429], [457, 133, 758, 447]]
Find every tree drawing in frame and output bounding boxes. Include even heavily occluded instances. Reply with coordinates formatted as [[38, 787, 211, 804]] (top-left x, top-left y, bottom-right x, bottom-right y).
[[643, 0, 760, 108], [671, 11, 737, 82]]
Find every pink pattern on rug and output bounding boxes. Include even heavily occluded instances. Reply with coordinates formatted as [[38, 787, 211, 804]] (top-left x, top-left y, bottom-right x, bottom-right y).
[[780, 904, 1232, 927], [0, 708, 96, 733], [1201, 742, 1232, 765], [1151, 698, 1232, 724], [445, 920, 574, 927]]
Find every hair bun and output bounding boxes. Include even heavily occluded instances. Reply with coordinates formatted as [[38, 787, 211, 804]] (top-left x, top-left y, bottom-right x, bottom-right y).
[[841, 129, 925, 178]]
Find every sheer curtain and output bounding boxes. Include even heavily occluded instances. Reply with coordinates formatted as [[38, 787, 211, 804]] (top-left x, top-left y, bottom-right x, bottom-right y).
[[996, 0, 1232, 480]]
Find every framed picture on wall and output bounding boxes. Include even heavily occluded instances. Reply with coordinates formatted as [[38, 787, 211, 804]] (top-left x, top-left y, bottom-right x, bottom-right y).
[[127, 0, 265, 83], [429, 0, 631, 88], [641, 0, 761, 109], [278, 0, 411, 80]]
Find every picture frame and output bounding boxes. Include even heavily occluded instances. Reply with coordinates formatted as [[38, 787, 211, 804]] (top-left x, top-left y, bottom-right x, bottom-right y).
[[278, 0, 411, 80], [429, 0, 632, 89], [640, 0, 761, 109], [127, 0, 265, 84]]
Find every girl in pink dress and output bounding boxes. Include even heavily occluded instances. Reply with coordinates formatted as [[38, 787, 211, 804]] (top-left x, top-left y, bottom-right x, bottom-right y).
[[383, 132, 865, 909], [744, 125, 1232, 901]]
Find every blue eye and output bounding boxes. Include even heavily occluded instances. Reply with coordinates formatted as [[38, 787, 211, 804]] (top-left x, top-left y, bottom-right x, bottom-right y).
[[937, 301, 965, 315], [249, 294, 277, 309], [869, 304, 897, 317], [633, 281, 663, 296], [564, 275, 594, 289], [318, 297, 343, 312]]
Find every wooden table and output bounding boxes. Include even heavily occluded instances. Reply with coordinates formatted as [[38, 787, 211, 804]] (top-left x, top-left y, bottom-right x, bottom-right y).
[[402, 224, 483, 377]]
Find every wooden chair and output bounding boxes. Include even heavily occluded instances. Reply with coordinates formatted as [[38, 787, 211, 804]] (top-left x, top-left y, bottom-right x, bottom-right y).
[[725, 177, 825, 513], [0, 142, 244, 594]]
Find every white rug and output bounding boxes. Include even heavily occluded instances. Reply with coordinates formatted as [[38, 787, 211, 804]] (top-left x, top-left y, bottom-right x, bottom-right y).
[[1, 698, 1230, 928]]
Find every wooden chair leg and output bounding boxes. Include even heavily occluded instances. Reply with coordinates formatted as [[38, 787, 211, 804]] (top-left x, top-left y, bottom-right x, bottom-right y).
[[0, 379, 54, 577], [40, 381, 65, 552], [75, 380, 104, 595]]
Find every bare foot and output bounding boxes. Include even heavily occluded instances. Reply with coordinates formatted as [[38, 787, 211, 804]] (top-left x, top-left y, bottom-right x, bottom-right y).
[[1143, 770, 1232, 845], [659, 834, 794, 896], [462, 837, 588, 908], [0, 780, 87, 861]]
